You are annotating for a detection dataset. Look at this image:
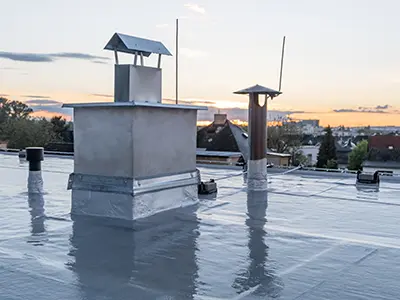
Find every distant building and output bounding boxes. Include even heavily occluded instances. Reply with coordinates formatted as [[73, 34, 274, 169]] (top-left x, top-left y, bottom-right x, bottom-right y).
[[300, 137, 358, 168], [301, 134, 322, 146], [197, 114, 291, 166], [297, 120, 321, 135], [368, 135, 400, 149], [332, 127, 352, 137], [299, 145, 319, 166], [299, 119, 319, 127], [335, 139, 355, 168], [363, 135, 400, 175]]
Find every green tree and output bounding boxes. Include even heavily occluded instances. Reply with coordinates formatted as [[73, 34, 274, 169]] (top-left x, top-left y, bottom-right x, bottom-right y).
[[326, 159, 338, 169], [0, 97, 9, 124], [348, 140, 368, 170], [4, 118, 57, 149], [50, 115, 69, 141], [267, 122, 302, 154], [292, 151, 308, 166], [0, 97, 33, 122], [316, 126, 337, 168]]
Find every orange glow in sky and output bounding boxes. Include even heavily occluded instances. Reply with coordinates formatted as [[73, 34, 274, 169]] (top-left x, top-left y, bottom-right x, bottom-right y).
[[2, 89, 399, 127], [2, 1, 400, 128], [31, 110, 72, 121], [291, 112, 400, 127]]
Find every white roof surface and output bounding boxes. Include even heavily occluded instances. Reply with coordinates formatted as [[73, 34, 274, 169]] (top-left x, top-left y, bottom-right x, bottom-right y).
[[1, 153, 400, 299]]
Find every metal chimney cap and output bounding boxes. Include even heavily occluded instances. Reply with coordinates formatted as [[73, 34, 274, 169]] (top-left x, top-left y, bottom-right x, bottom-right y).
[[234, 84, 281, 97], [104, 33, 172, 57]]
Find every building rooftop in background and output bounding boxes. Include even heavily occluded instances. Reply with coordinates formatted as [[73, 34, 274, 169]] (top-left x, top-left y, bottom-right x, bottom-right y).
[[197, 114, 291, 166], [369, 135, 400, 150], [363, 135, 400, 174], [1, 153, 400, 298], [197, 113, 250, 161]]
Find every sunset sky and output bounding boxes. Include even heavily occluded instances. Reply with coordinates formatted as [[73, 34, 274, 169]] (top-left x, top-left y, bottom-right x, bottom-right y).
[[1, 0, 400, 127]]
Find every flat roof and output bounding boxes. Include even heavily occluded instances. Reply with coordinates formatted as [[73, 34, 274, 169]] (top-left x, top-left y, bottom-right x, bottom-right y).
[[1, 152, 400, 298], [363, 160, 400, 169], [267, 151, 291, 157], [62, 101, 207, 110], [196, 150, 243, 157]]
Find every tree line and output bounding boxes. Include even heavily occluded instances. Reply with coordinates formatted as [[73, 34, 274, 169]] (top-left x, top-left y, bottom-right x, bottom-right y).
[[241, 122, 368, 170], [316, 126, 368, 170], [0, 97, 72, 149], [2, 97, 368, 170]]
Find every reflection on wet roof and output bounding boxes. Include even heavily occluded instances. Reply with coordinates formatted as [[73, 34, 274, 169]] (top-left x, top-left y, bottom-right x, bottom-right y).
[[1, 153, 400, 299]]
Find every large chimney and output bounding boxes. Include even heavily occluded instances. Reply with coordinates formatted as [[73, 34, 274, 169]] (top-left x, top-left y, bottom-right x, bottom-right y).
[[63, 33, 207, 227], [234, 84, 281, 191], [214, 113, 227, 125]]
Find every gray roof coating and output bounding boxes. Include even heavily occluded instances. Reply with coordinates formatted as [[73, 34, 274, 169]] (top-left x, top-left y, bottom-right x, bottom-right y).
[[1, 153, 400, 299], [363, 160, 400, 169], [196, 149, 242, 157], [104, 33, 172, 56], [62, 101, 207, 110]]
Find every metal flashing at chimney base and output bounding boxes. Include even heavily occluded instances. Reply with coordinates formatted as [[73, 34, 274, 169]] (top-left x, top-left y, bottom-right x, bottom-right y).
[[68, 170, 199, 222], [247, 158, 268, 191]]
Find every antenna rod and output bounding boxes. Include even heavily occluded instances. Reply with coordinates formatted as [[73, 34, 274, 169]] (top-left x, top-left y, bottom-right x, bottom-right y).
[[278, 36, 286, 92], [175, 18, 179, 104]]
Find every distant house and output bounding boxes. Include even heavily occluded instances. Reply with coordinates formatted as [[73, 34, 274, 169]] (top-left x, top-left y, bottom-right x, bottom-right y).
[[196, 114, 291, 166], [299, 145, 319, 166], [335, 138, 355, 168], [363, 135, 400, 175], [266, 151, 291, 166], [352, 135, 369, 145], [301, 134, 322, 146], [299, 136, 357, 168]]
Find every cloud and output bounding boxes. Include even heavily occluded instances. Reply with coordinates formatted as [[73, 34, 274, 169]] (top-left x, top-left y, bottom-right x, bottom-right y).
[[156, 23, 169, 28], [50, 53, 107, 60], [333, 107, 389, 114], [0, 67, 18, 70], [184, 3, 206, 14], [25, 99, 62, 105], [334, 109, 358, 113], [287, 110, 309, 114], [0, 51, 110, 63], [91, 93, 113, 98], [180, 47, 208, 58], [163, 98, 216, 106], [23, 99, 72, 116], [0, 52, 52, 62], [197, 107, 290, 122], [167, 98, 288, 122], [0, 94, 9, 97], [92, 60, 109, 64], [22, 95, 50, 99], [375, 104, 390, 110]]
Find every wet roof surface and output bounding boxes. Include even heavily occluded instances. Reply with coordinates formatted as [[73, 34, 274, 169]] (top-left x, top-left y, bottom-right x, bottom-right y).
[[1, 153, 400, 299]]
